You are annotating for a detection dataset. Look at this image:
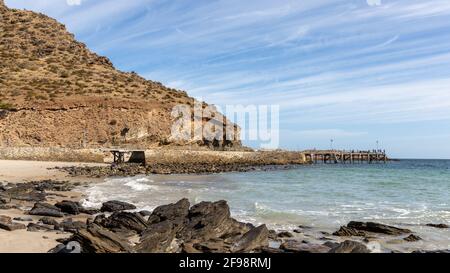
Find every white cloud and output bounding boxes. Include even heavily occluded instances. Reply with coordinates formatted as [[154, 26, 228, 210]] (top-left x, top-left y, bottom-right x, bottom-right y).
[[367, 0, 382, 7], [66, 0, 81, 6]]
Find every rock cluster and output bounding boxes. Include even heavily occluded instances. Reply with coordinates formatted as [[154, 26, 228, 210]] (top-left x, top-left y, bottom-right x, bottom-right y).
[[55, 199, 268, 253]]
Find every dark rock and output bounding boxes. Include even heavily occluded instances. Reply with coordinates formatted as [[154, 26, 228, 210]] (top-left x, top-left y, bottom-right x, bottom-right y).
[[70, 223, 132, 253], [148, 198, 190, 223], [13, 217, 33, 222], [293, 229, 302, 234], [180, 200, 251, 241], [27, 222, 54, 232], [280, 240, 331, 253], [323, 241, 340, 249], [231, 224, 269, 252], [99, 212, 148, 233], [29, 203, 64, 218], [334, 221, 411, 236], [333, 226, 366, 236], [277, 231, 294, 238], [55, 200, 80, 215], [330, 240, 370, 253], [39, 217, 59, 226], [59, 219, 86, 233], [426, 223, 449, 229], [100, 200, 136, 212], [0, 215, 26, 231], [329, 240, 370, 253], [404, 234, 422, 242], [347, 221, 412, 235], [135, 221, 177, 253]]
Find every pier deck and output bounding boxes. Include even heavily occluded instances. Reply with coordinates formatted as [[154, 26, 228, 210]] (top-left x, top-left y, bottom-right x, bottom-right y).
[[304, 150, 388, 164]]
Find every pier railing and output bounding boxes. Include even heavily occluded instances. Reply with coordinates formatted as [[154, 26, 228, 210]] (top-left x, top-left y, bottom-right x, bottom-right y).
[[304, 150, 388, 164]]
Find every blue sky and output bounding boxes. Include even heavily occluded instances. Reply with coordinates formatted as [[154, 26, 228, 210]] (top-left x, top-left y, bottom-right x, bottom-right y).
[[6, 0, 450, 158]]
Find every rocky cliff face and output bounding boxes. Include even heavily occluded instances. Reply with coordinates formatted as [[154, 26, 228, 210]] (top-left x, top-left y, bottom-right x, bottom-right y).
[[0, 3, 240, 149]]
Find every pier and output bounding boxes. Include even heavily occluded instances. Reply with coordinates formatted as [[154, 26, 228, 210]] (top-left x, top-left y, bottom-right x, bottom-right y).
[[108, 149, 146, 166], [304, 150, 388, 164]]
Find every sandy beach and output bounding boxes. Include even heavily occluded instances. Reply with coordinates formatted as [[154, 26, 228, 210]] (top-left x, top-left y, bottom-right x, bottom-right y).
[[0, 160, 105, 253], [0, 160, 107, 183]]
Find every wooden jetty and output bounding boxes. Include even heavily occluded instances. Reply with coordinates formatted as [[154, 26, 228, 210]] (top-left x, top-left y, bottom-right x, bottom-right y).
[[304, 150, 388, 164], [108, 149, 146, 166]]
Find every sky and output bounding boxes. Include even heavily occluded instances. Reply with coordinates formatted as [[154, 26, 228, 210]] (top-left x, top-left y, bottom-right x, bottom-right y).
[[5, 0, 450, 158]]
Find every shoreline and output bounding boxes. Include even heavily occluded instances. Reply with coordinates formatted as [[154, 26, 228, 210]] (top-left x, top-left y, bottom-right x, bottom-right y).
[[1, 160, 449, 253]]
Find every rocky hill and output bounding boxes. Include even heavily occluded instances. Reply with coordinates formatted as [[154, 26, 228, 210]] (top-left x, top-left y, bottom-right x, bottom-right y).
[[0, 1, 240, 149]]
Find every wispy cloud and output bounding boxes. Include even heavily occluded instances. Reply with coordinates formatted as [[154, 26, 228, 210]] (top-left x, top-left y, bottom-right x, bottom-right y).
[[5, 0, 450, 157]]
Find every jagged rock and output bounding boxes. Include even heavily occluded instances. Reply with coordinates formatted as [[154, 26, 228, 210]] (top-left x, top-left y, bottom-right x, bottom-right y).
[[39, 217, 60, 226], [29, 203, 64, 217], [347, 221, 412, 235], [27, 222, 54, 232], [334, 221, 411, 236], [180, 200, 251, 241], [404, 234, 422, 242], [333, 226, 367, 236], [280, 240, 331, 253], [0, 215, 26, 231], [13, 217, 33, 222], [277, 231, 294, 238], [426, 223, 449, 229], [148, 198, 190, 223], [323, 241, 340, 249], [55, 200, 80, 215], [135, 221, 178, 253], [329, 240, 370, 253], [70, 223, 132, 253], [231, 225, 269, 252], [100, 201, 136, 212], [99, 212, 148, 233], [59, 219, 86, 233]]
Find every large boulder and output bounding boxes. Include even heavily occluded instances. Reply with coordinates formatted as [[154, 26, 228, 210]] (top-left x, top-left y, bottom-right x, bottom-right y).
[[100, 201, 136, 212], [329, 240, 370, 253], [0, 215, 26, 231], [135, 221, 178, 253], [180, 200, 251, 241], [334, 221, 411, 236], [70, 223, 133, 253], [98, 212, 148, 233], [426, 223, 449, 229], [280, 240, 331, 253], [231, 224, 269, 253], [29, 203, 64, 218], [59, 218, 87, 233], [148, 198, 190, 223], [347, 221, 412, 235], [55, 200, 80, 215]]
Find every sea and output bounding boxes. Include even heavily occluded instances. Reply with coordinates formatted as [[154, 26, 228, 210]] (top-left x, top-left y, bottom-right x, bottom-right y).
[[81, 159, 450, 252]]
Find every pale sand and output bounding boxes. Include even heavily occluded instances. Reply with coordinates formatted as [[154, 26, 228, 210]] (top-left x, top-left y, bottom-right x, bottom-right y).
[[0, 160, 107, 253], [0, 159, 106, 183]]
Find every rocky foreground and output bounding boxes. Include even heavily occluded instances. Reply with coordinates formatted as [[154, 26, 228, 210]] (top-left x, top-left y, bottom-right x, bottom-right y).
[[1, 180, 449, 253]]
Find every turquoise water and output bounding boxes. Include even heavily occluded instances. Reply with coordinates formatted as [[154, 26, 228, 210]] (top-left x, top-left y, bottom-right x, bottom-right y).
[[82, 160, 450, 251]]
